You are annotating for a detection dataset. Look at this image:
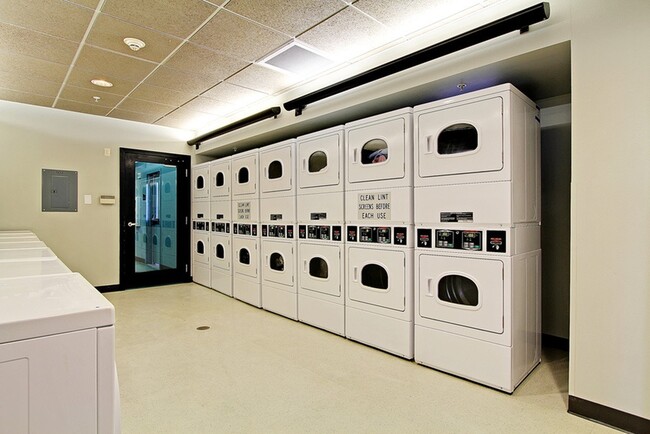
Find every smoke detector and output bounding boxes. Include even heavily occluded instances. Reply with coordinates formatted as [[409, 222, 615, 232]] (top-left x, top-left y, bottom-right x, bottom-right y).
[[123, 37, 146, 52]]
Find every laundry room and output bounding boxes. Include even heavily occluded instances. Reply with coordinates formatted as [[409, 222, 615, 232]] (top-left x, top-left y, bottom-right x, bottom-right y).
[[0, 1, 648, 433]]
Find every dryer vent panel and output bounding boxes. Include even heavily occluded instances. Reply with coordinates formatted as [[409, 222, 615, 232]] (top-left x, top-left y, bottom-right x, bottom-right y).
[[42, 169, 78, 212]]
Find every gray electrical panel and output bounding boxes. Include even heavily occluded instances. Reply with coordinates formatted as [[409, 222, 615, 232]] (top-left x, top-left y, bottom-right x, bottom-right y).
[[42, 169, 78, 212]]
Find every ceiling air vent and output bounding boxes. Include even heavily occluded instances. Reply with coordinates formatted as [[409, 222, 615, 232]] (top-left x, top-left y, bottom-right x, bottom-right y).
[[259, 41, 333, 77]]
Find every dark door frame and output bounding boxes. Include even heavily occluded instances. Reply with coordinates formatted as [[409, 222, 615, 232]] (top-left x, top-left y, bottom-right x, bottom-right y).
[[119, 148, 191, 289]]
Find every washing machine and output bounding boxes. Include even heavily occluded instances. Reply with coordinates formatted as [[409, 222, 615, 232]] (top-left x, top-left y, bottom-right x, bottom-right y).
[[0, 241, 46, 250], [0, 233, 39, 241], [413, 83, 540, 226], [191, 200, 211, 288], [231, 149, 261, 307], [259, 140, 297, 319], [0, 247, 56, 261], [414, 223, 541, 392], [344, 108, 414, 358], [296, 126, 346, 335], [0, 272, 119, 434], [191, 161, 211, 202], [0, 256, 71, 278]]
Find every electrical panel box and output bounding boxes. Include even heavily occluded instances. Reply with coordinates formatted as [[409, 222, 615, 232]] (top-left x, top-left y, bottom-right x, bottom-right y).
[[42, 169, 77, 212]]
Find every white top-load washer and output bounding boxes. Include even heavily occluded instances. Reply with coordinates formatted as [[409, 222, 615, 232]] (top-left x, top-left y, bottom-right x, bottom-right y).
[[0, 234, 39, 241], [413, 83, 540, 226], [0, 241, 46, 249], [0, 257, 71, 278], [0, 272, 119, 434], [0, 247, 56, 260]]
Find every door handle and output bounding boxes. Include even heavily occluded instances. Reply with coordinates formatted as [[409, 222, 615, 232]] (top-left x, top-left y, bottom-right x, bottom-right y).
[[426, 278, 434, 296], [353, 266, 358, 282], [303, 259, 307, 273], [426, 136, 434, 154], [127, 222, 137, 228]]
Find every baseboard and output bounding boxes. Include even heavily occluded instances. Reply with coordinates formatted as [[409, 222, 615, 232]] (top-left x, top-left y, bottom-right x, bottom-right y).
[[568, 395, 650, 433], [96, 284, 122, 293], [542, 333, 569, 351]]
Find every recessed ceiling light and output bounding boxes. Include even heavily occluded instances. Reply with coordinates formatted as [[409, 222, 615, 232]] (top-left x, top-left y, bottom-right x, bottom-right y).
[[259, 41, 334, 77], [124, 37, 146, 52], [92, 96, 101, 103], [91, 79, 113, 88]]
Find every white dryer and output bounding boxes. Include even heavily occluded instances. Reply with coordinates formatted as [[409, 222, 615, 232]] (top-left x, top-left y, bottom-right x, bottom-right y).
[[210, 199, 232, 297], [210, 157, 231, 202], [414, 224, 541, 392], [191, 200, 211, 288], [296, 126, 346, 335], [191, 161, 211, 202], [260, 140, 297, 320], [231, 149, 261, 307], [413, 83, 540, 226]]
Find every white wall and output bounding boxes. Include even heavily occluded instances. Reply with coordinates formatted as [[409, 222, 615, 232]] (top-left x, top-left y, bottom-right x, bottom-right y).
[[0, 101, 192, 286], [569, 0, 650, 419]]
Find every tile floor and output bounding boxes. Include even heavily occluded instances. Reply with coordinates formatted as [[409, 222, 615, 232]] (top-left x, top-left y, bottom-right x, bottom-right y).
[[105, 283, 614, 433]]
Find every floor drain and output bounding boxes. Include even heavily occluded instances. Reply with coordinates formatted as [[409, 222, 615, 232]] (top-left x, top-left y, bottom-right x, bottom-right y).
[[196, 326, 210, 331]]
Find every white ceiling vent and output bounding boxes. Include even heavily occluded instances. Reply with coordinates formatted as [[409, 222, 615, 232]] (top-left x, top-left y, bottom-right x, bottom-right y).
[[259, 41, 334, 77]]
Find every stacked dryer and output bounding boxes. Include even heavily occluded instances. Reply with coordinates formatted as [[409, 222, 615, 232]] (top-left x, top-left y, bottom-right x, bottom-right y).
[[296, 126, 346, 335], [413, 83, 541, 392], [259, 140, 298, 319], [191, 161, 211, 287], [209, 157, 233, 297], [231, 149, 261, 307], [344, 108, 414, 358]]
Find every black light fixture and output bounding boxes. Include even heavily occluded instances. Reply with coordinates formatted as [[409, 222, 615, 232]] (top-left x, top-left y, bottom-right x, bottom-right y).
[[187, 107, 282, 149], [284, 2, 550, 115]]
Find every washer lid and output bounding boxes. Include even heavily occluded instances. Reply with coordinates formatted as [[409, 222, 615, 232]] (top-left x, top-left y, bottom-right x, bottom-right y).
[[0, 257, 71, 279], [0, 273, 114, 344], [0, 248, 56, 260], [0, 241, 46, 250]]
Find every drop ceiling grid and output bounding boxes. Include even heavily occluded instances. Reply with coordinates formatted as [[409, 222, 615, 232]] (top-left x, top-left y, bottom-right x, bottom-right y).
[[0, 0, 495, 129]]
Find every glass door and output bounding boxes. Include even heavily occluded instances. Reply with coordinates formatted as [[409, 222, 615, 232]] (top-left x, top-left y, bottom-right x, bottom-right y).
[[120, 148, 190, 289]]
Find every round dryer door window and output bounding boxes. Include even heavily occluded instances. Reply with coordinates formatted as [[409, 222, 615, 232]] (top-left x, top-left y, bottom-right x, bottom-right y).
[[309, 257, 328, 279], [438, 275, 479, 306]]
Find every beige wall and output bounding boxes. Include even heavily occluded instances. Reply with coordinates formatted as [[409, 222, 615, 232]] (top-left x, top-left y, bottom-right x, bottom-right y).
[[569, 0, 650, 419], [0, 102, 192, 286]]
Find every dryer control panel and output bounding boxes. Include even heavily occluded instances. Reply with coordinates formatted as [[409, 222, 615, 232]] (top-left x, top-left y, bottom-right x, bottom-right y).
[[417, 228, 506, 253], [298, 224, 342, 242], [347, 225, 408, 245], [192, 221, 210, 232], [233, 223, 258, 236], [261, 224, 294, 239], [211, 222, 230, 234]]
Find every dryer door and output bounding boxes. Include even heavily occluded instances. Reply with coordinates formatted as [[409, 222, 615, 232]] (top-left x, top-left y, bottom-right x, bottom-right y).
[[347, 247, 405, 311], [232, 154, 258, 197], [233, 237, 258, 279], [347, 116, 406, 184], [192, 164, 210, 200], [260, 145, 294, 194], [299, 242, 341, 297], [192, 229, 210, 266], [210, 159, 231, 200], [418, 254, 504, 333], [298, 132, 342, 190], [210, 233, 231, 272], [262, 240, 295, 287], [416, 97, 503, 178]]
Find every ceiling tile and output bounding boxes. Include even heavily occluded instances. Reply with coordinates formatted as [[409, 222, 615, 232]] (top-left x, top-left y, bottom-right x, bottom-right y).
[[225, 64, 299, 95], [66, 68, 139, 96], [67, 0, 100, 9], [0, 71, 61, 97], [156, 107, 218, 130], [299, 6, 393, 61], [58, 84, 125, 107], [116, 97, 176, 117], [352, 0, 481, 36], [181, 96, 235, 116], [108, 109, 161, 123], [0, 89, 55, 107], [74, 45, 157, 83], [0, 51, 69, 84], [128, 83, 196, 107], [0, 0, 94, 42], [190, 10, 290, 63], [0, 23, 79, 66], [144, 66, 217, 96], [85, 13, 183, 63], [165, 43, 249, 82], [101, 0, 218, 39], [55, 99, 112, 116], [201, 82, 267, 107], [225, 0, 346, 37]]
